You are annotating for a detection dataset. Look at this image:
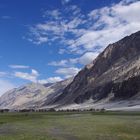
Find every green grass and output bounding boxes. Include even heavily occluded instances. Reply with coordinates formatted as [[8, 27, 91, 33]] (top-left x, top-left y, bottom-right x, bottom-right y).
[[0, 111, 140, 140]]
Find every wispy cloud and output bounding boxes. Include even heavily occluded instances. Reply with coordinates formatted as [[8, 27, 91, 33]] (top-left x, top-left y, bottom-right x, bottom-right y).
[[38, 77, 63, 84], [13, 69, 63, 84], [28, 0, 140, 54], [28, 5, 85, 46], [48, 60, 68, 67], [55, 67, 80, 78], [78, 52, 99, 65], [14, 69, 39, 82], [61, 0, 71, 5], [9, 65, 30, 69], [48, 52, 99, 67]]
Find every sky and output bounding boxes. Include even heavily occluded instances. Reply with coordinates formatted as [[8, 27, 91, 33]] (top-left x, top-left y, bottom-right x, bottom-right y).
[[0, 0, 140, 95]]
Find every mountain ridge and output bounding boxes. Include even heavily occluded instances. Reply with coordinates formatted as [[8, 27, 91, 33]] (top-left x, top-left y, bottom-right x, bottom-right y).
[[0, 78, 73, 109], [0, 31, 140, 111], [52, 31, 140, 109]]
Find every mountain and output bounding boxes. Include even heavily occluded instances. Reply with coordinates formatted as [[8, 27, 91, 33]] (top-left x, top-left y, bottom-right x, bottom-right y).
[[52, 31, 140, 110], [0, 78, 73, 109], [1, 31, 140, 111]]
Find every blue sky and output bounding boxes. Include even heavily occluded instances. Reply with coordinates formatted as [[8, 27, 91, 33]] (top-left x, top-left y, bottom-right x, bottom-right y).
[[0, 0, 140, 95]]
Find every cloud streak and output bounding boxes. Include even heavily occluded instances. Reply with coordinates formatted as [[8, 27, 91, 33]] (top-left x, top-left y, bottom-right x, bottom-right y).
[[38, 77, 63, 84], [9, 65, 30, 69], [55, 67, 80, 78], [13, 69, 64, 84], [14, 69, 39, 83], [48, 52, 99, 67], [61, 0, 71, 5]]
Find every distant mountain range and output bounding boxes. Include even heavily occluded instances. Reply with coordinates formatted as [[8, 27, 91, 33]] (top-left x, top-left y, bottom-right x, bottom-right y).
[[0, 78, 73, 109], [1, 31, 140, 111]]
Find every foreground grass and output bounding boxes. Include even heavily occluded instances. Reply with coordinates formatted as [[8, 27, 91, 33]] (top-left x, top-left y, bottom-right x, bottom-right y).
[[0, 112, 140, 140]]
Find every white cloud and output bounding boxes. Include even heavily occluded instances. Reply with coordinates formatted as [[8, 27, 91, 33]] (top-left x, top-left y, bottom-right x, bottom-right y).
[[79, 52, 99, 65], [113, 1, 140, 23], [31, 69, 39, 77], [28, 0, 140, 54], [48, 52, 99, 67], [43, 9, 61, 19], [48, 59, 76, 67], [78, 0, 140, 52], [0, 79, 15, 96], [28, 5, 85, 46], [14, 69, 39, 82], [48, 60, 68, 67], [35, 36, 48, 45], [55, 67, 80, 78], [13, 69, 63, 84], [38, 77, 63, 84], [9, 65, 30, 69], [61, 0, 71, 5], [13, 68, 63, 84], [68, 0, 140, 53]]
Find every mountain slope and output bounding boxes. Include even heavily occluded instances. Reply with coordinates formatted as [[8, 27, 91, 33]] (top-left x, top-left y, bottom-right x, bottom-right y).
[[53, 31, 140, 109], [1, 31, 140, 111], [0, 78, 73, 109]]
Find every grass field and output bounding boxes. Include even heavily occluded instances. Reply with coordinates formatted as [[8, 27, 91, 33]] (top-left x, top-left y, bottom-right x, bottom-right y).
[[0, 111, 140, 140]]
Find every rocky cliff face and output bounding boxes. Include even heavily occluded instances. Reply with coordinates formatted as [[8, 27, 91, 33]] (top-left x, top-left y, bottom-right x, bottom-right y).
[[0, 78, 73, 109], [53, 31, 140, 107]]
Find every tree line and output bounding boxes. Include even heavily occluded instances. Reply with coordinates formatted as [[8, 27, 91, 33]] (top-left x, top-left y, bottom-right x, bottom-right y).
[[0, 108, 106, 113]]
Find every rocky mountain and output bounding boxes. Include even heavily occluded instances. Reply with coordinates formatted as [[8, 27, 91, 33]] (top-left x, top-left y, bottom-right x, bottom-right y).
[[52, 31, 140, 110], [0, 78, 73, 109], [1, 31, 140, 111]]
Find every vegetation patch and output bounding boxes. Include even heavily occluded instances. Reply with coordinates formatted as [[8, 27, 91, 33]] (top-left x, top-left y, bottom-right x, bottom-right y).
[[0, 112, 139, 140]]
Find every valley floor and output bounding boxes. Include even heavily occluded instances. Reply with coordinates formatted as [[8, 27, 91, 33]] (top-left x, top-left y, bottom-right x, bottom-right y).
[[0, 112, 140, 140]]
